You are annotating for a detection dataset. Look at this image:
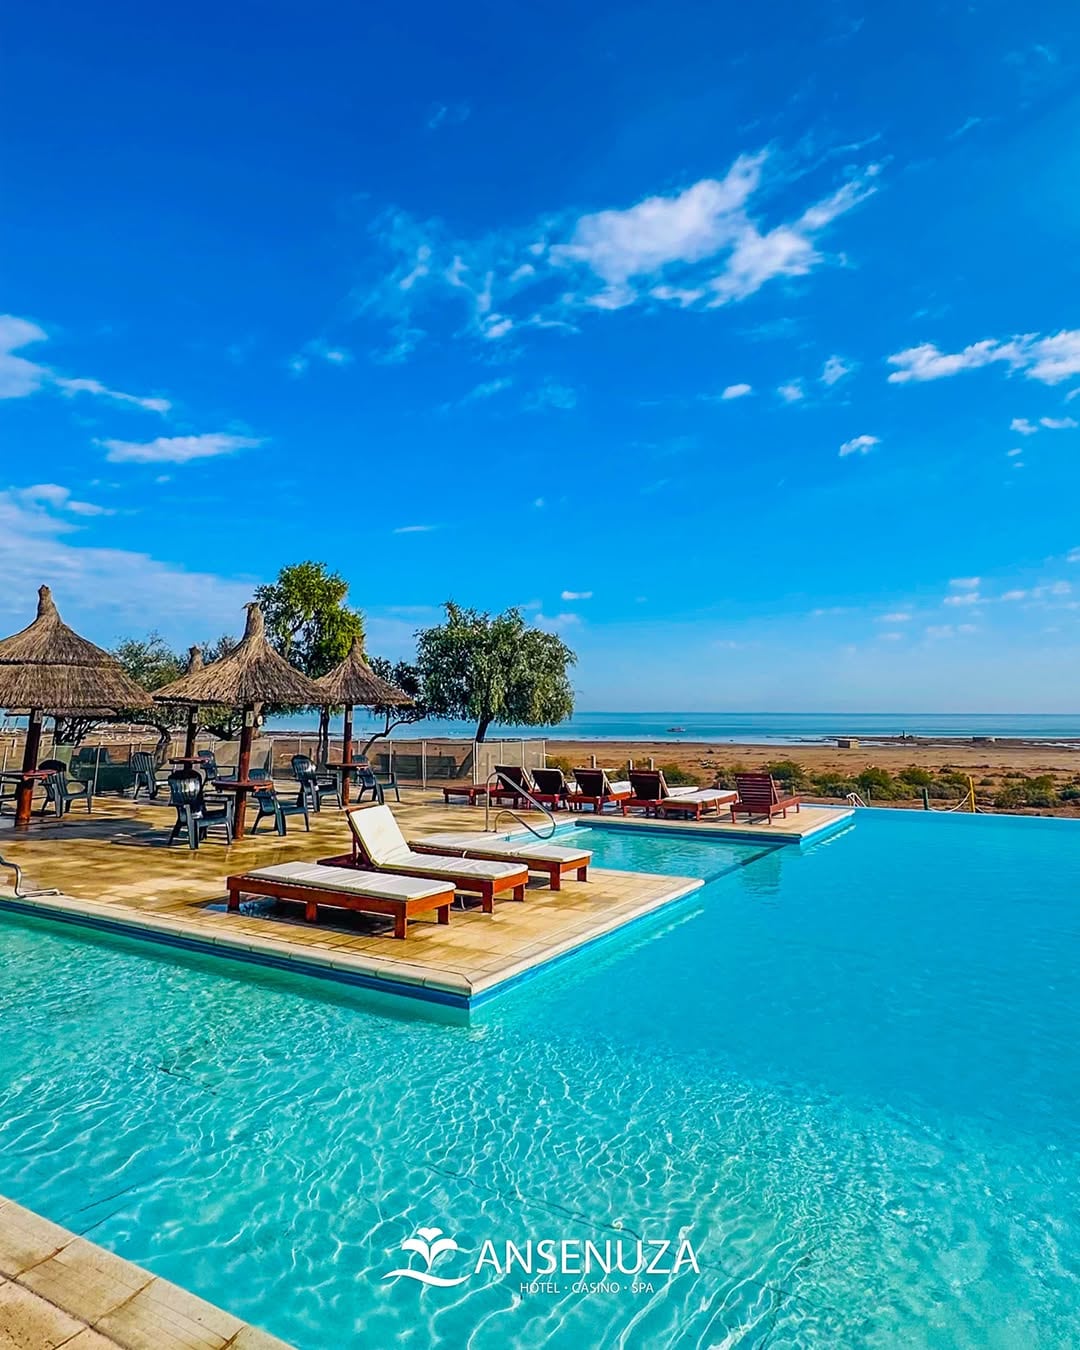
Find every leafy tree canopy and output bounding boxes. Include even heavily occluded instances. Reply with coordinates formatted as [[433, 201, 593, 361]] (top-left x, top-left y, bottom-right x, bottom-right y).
[[415, 602, 575, 741], [255, 561, 364, 682]]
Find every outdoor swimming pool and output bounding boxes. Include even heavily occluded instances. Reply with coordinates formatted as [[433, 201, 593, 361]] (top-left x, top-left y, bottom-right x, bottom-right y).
[[0, 809, 1077, 1347]]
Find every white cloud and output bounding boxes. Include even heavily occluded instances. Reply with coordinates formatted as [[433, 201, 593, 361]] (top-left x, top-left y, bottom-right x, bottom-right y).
[[1041, 416, 1078, 429], [949, 576, 981, 589], [97, 433, 260, 465], [1068, 548, 1080, 563], [426, 101, 470, 131], [560, 590, 593, 601], [362, 151, 880, 355], [0, 493, 254, 637], [13, 483, 113, 518], [1011, 417, 1038, 435], [720, 382, 752, 399], [888, 330, 1080, 386], [1000, 589, 1028, 601], [878, 631, 904, 641], [288, 339, 353, 376], [838, 433, 879, 456], [777, 381, 805, 403], [1007, 447, 1023, 457], [533, 611, 581, 631], [944, 591, 981, 606], [392, 523, 439, 534], [821, 354, 854, 385], [526, 380, 577, 411], [878, 611, 912, 622], [440, 376, 514, 412], [0, 314, 170, 411], [926, 623, 977, 638]]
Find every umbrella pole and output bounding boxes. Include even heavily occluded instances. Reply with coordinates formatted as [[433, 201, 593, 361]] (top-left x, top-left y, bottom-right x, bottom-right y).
[[14, 709, 43, 829], [184, 708, 198, 758], [233, 704, 255, 838], [341, 704, 353, 806]]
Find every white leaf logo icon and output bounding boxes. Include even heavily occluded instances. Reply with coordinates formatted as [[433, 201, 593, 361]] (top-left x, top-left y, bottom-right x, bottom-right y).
[[385, 1226, 470, 1287]]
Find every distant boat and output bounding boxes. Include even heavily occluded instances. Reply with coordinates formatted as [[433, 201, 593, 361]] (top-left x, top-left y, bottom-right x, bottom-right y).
[[666, 725, 687, 733]]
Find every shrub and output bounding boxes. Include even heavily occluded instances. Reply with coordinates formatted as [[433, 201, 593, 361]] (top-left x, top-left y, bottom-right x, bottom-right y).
[[546, 755, 574, 775], [659, 762, 700, 786], [855, 766, 900, 799], [994, 774, 1059, 810], [897, 766, 934, 788], [811, 771, 856, 797], [763, 759, 810, 790], [1059, 784, 1080, 801]]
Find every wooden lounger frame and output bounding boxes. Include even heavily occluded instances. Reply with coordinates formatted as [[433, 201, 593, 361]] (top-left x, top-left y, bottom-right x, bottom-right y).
[[409, 843, 588, 891], [226, 872, 454, 938], [319, 849, 529, 914]]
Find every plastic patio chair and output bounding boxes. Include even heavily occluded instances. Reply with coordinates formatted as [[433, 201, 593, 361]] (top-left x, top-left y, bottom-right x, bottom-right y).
[[251, 781, 310, 836], [38, 760, 94, 817], [131, 751, 168, 801], [197, 749, 236, 782], [290, 754, 342, 812], [167, 771, 233, 849]]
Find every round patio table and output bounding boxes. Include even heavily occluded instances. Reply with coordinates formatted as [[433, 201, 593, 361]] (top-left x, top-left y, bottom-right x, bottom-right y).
[[207, 779, 265, 838]]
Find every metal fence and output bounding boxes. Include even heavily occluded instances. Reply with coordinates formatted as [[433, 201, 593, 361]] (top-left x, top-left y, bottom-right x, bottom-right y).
[[0, 728, 547, 793]]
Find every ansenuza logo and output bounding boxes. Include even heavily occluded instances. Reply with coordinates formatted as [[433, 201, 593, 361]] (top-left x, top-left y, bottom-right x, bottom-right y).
[[385, 1226, 700, 1290]]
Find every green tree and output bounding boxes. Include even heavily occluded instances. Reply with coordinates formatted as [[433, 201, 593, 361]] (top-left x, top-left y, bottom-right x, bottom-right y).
[[416, 602, 575, 742], [53, 632, 187, 756], [358, 657, 428, 757], [255, 562, 364, 761]]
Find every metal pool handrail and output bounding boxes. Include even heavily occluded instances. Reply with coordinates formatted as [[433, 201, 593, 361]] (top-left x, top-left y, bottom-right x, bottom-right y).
[[483, 769, 557, 840], [0, 852, 60, 898]]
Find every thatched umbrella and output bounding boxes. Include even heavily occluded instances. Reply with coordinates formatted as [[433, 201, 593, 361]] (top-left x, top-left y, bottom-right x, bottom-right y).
[[152, 603, 324, 836], [0, 585, 151, 827], [314, 636, 411, 805]]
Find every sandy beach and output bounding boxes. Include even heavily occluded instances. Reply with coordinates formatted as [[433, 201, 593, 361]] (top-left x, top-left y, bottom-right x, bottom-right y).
[[547, 737, 1080, 815]]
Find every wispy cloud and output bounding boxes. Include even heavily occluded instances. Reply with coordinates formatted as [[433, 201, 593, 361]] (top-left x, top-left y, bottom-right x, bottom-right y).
[[287, 339, 353, 376], [888, 330, 1080, 385], [777, 381, 805, 403], [1041, 416, 1077, 430], [426, 101, 470, 131], [838, 433, 879, 456], [1011, 417, 1038, 434], [392, 523, 439, 534], [360, 150, 880, 356], [720, 382, 752, 399], [97, 433, 261, 464], [12, 483, 114, 518], [525, 380, 577, 411], [821, 354, 855, 385], [0, 315, 170, 411], [878, 611, 912, 622], [560, 589, 593, 601], [439, 376, 514, 412], [950, 576, 981, 589]]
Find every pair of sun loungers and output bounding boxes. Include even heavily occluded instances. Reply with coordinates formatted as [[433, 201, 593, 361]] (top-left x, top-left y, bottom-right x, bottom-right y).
[[226, 804, 592, 939]]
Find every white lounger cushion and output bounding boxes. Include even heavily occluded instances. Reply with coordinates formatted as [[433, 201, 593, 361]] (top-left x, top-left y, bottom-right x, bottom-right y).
[[609, 780, 632, 794], [244, 862, 451, 901], [348, 806, 524, 882], [668, 789, 736, 805], [416, 833, 591, 865]]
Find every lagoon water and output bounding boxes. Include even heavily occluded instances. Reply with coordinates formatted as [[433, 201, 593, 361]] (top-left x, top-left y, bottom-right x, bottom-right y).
[[265, 709, 1080, 744]]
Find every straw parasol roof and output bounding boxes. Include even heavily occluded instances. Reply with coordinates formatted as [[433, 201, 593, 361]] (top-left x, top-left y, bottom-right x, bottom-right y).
[[152, 603, 325, 707], [0, 585, 152, 711], [315, 636, 411, 708]]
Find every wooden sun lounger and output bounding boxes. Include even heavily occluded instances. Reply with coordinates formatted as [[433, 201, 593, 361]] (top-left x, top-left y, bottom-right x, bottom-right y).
[[442, 783, 490, 805], [656, 790, 737, 820], [530, 768, 574, 810], [411, 832, 591, 891], [730, 773, 801, 823], [226, 862, 455, 938], [622, 768, 705, 816], [569, 768, 632, 813], [329, 804, 530, 913]]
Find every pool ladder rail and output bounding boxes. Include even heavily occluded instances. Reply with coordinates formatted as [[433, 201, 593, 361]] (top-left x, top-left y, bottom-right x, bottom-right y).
[[483, 769, 557, 840], [0, 852, 60, 898]]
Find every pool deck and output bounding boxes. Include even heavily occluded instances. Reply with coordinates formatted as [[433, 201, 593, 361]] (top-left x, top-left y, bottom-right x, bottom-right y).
[[0, 1192, 292, 1349], [0, 790, 851, 1010]]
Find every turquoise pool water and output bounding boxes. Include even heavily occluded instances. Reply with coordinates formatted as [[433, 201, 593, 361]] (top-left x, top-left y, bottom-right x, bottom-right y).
[[0, 810, 1077, 1347]]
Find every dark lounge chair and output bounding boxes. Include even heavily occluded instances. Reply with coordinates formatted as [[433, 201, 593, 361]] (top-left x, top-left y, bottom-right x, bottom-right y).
[[131, 751, 169, 801], [569, 768, 632, 813], [730, 773, 801, 823], [531, 767, 574, 811], [623, 769, 735, 819], [490, 765, 537, 808]]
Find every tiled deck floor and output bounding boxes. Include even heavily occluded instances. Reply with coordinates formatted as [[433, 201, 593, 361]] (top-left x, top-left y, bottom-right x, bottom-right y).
[[0, 790, 710, 1005], [0, 1193, 292, 1349]]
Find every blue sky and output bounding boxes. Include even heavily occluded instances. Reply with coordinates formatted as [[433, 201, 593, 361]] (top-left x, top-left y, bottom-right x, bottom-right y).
[[3, 1, 1080, 712]]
